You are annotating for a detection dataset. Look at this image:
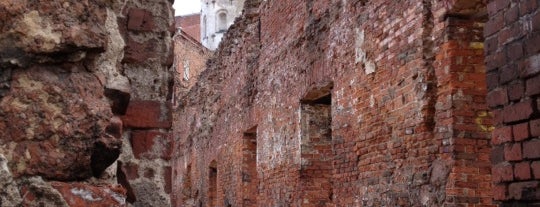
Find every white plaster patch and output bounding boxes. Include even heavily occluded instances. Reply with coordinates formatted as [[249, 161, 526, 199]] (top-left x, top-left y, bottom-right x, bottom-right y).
[[70, 188, 102, 202], [354, 28, 377, 75]]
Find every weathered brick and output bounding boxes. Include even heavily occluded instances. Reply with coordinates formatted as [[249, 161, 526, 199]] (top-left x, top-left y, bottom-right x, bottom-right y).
[[507, 81, 524, 101], [504, 5, 519, 26], [123, 36, 160, 64], [513, 122, 530, 141], [122, 101, 172, 129], [508, 181, 539, 200], [522, 53, 540, 78], [164, 166, 172, 194], [532, 10, 540, 32], [492, 126, 513, 145], [523, 139, 540, 159], [503, 100, 534, 123], [487, 88, 508, 108], [525, 75, 540, 96], [532, 161, 540, 179], [507, 42, 523, 61], [524, 33, 540, 55], [127, 8, 156, 32], [493, 162, 514, 183], [484, 13, 504, 37], [505, 143, 523, 161], [531, 119, 540, 137], [492, 145, 505, 164], [500, 64, 519, 84], [519, 0, 538, 15], [486, 72, 499, 90], [130, 130, 173, 160], [514, 162, 531, 180], [493, 184, 508, 201]]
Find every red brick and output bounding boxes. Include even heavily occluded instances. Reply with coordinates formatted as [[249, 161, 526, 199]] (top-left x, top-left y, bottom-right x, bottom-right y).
[[523, 139, 540, 159], [532, 10, 540, 32], [506, 42, 523, 62], [498, 23, 523, 46], [123, 36, 159, 64], [492, 145, 505, 164], [120, 162, 140, 180], [487, 88, 508, 108], [493, 184, 508, 201], [485, 36, 499, 56], [503, 100, 534, 123], [493, 162, 514, 183], [486, 8, 504, 36], [507, 81, 524, 101], [519, 0, 538, 15], [532, 161, 540, 179], [504, 5, 519, 26], [508, 181, 539, 200], [127, 8, 156, 32], [514, 162, 531, 180], [492, 108, 504, 126], [492, 126, 513, 145], [164, 166, 172, 194], [532, 119, 540, 137], [513, 122, 530, 141], [130, 130, 172, 160], [525, 75, 540, 96], [495, 0, 510, 12], [522, 54, 540, 78], [504, 143, 522, 161], [122, 101, 172, 129], [499, 64, 518, 84], [486, 50, 507, 70], [524, 33, 540, 55]]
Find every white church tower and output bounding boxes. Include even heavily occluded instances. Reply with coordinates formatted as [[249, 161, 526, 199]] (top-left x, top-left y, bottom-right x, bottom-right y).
[[200, 0, 245, 50]]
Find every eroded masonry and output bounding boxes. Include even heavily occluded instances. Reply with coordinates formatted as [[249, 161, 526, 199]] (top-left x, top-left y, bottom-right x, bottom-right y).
[[0, 0, 539, 207], [0, 0, 175, 206]]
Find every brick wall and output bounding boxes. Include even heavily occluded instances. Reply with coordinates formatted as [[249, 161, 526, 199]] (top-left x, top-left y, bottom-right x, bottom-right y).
[[485, 0, 540, 205], [117, 0, 176, 206], [173, 0, 498, 206]]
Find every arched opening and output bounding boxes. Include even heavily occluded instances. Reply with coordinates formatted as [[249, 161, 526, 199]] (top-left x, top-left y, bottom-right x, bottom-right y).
[[208, 160, 217, 207], [217, 12, 228, 32]]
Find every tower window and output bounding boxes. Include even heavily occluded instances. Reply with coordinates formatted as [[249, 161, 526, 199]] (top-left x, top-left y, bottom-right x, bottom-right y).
[[217, 12, 227, 32]]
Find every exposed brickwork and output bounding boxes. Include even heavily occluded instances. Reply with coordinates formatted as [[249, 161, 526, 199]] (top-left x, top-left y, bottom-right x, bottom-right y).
[[172, 0, 496, 206], [116, 0, 175, 206], [175, 14, 201, 42], [485, 0, 540, 205]]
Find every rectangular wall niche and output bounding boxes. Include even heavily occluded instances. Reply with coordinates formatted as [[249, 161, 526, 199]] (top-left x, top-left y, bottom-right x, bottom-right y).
[[300, 84, 333, 206], [208, 161, 217, 207], [242, 126, 258, 207]]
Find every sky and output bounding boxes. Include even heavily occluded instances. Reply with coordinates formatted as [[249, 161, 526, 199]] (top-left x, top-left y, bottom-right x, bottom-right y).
[[173, 0, 201, 16]]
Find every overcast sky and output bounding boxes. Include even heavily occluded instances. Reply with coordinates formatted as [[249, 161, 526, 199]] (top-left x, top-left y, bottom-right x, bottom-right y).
[[173, 0, 201, 16]]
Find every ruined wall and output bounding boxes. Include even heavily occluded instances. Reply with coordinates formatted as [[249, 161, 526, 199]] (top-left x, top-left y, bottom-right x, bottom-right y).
[[485, 0, 540, 204], [172, 31, 211, 108], [175, 14, 202, 43], [173, 0, 494, 206], [116, 0, 176, 206], [0, 0, 175, 206]]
